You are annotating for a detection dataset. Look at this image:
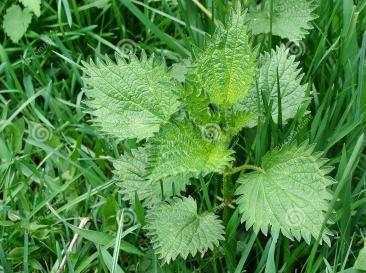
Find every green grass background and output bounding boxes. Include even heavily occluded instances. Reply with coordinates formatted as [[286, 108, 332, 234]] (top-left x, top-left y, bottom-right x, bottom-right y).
[[0, 0, 366, 272]]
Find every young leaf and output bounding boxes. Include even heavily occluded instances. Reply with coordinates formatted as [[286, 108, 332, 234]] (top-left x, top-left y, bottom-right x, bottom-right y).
[[19, 0, 41, 17], [239, 45, 308, 127], [355, 240, 366, 271], [194, 10, 256, 109], [146, 197, 225, 263], [148, 121, 234, 181], [114, 147, 190, 207], [82, 55, 181, 141], [226, 110, 253, 138], [235, 143, 334, 245], [248, 0, 317, 42], [181, 83, 220, 126], [3, 5, 33, 43], [181, 84, 252, 140]]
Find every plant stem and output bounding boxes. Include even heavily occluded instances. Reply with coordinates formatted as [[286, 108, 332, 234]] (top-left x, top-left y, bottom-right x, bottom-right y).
[[225, 164, 264, 175], [222, 164, 263, 222], [222, 174, 232, 223]]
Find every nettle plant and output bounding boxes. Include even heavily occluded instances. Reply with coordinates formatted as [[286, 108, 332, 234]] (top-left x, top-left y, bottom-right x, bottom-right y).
[[2, 0, 42, 43], [82, 2, 333, 265]]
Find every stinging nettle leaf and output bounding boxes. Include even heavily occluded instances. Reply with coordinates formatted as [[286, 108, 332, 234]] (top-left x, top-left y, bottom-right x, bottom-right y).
[[82, 54, 181, 141], [19, 0, 41, 17], [180, 83, 219, 126], [3, 5, 33, 43], [146, 197, 225, 263], [239, 44, 308, 127], [194, 10, 256, 109], [181, 83, 253, 141], [236, 143, 334, 245], [248, 0, 317, 42], [114, 147, 190, 207], [148, 121, 234, 181]]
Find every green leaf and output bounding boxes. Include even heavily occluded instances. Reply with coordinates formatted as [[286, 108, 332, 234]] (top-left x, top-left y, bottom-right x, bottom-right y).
[[248, 0, 317, 42], [148, 121, 234, 181], [3, 5, 33, 43], [170, 59, 192, 83], [181, 84, 252, 141], [100, 248, 125, 273], [236, 144, 334, 245], [82, 54, 181, 141], [355, 240, 366, 271], [19, 0, 41, 17], [180, 83, 220, 126], [194, 10, 256, 109], [84, 0, 110, 10], [70, 226, 143, 256], [114, 147, 190, 207], [225, 109, 253, 137], [240, 44, 308, 127], [146, 197, 225, 263]]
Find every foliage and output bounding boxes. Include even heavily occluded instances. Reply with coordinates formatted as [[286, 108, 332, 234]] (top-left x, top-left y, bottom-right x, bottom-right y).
[[240, 44, 308, 127], [355, 240, 366, 271], [81, 7, 338, 264], [2, 0, 42, 43], [82, 55, 181, 141], [194, 10, 256, 109], [236, 144, 333, 245], [148, 121, 234, 181], [0, 0, 365, 272], [114, 147, 190, 207], [3, 4, 33, 43], [248, 0, 317, 42], [146, 197, 224, 263], [19, 0, 41, 16]]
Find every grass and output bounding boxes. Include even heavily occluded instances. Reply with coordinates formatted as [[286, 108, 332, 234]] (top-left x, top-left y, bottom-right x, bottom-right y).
[[0, 0, 366, 272]]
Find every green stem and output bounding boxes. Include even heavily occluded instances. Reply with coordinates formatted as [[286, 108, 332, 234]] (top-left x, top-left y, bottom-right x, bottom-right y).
[[222, 174, 232, 223], [199, 176, 212, 210], [269, 0, 274, 49], [225, 164, 263, 176], [222, 164, 263, 222]]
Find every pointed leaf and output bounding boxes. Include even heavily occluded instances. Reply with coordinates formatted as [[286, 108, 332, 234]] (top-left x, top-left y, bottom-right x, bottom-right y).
[[239, 45, 308, 127], [194, 10, 256, 108], [114, 147, 190, 207], [19, 0, 41, 17], [3, 5, 32, 43], [236, 144, 334, 244], [181, 84, 252, 141], [248, 0, 317, 42], [148, 121, 234, 181], [82, 55, 181, 141], [146, 197, 225, 263], [355, 240, 366, 271]]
